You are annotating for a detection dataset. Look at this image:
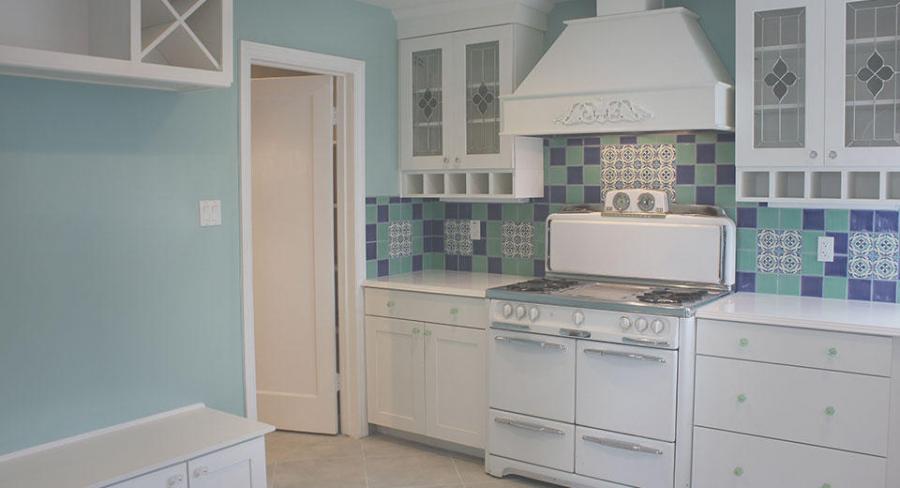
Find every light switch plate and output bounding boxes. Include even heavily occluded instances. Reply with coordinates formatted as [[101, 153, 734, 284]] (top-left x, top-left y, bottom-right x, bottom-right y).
[[817, 235, 834, 262], [470, 220, 481, 240], [199, 200, 222, 227]]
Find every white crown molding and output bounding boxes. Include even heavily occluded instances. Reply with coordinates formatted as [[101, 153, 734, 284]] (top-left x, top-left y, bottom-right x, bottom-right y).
[[360, 0, 556, 38]]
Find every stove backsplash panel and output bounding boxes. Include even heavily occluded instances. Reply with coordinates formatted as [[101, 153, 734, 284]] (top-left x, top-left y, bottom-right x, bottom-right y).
[[365, 132, 900, 303]]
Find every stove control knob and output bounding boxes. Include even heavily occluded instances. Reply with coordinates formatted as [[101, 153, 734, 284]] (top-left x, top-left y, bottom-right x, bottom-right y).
[[529, 307, 541, 322], [635, 317, 649, 332], [651, 319, 666, 335], [619, 316, 632, 330], [501, 303, 513, 318], [572, 311, 585, 326], [515, 305, 527, 320]]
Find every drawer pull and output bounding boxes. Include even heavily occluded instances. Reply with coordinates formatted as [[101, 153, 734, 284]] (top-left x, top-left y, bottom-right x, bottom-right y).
[[193, 466, 208, 478], [167, 474, 184, 487], [494, 417, 565, 435], [733, 467, 744, 477], [825, 406, 836, 416], [450, 307, 459, 315], [739, 338, 749, 348], [737, 394, 747, 404], [495, 335, 566, 351], [386, 300, 395, 308], [827, 347, 839, 358], [584, 348, 666, 363], [622, 337, 670, 347], [582, 435, 663, 455]]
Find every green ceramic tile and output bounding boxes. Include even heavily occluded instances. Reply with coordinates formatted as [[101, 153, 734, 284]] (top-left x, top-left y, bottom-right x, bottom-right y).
[[601, 135, 620, 144], [780, 209, 802, 229], [412, 220, 423, 235], [584, 166, 602, 184], [756, 274, 778, 294], [549, 137, 566, 147], [413, 237, 424, 254], [566, 147, 584, 165], [471, 203, 487, 221], [802, 231, 823, 254], [518, 205, 534, 222], [377, 223, 389, 241], [487, 238, 501, 256], [757, 208, 779, 229], [695, 133, 718, 143], [724, 207, 737, 221], [716, 186, 736, 208], [472, 256, 488, 272], [825, 209, 850, 232], [401, 204, 412, 219], [502, 258, 518, 274], [823, 277, 848, 299], [737, 249, 757, 272], [567, 186, 584, 204], [676, 144, 696, 165], [638, 134, 676, 145], [548, 166, 567, 185], [366, 260, 377, 279], [802, 253, 823, 275], [695, 165, 716, 185], [715, 143, 735, 164], [389, 204, 403, 220], [487, 222, 501, 239], [675, 185, 695, 203], [502, 204, 519, 220], [366, 205, 377, 223], [377, 240, 389, 258], [777, 275, 801, 296], [376, 196, 390, 205], [737, 228, 757, 250]]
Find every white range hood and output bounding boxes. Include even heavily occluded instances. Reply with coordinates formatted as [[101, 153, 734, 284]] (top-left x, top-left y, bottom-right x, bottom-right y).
[[501, 3, 734, 136]]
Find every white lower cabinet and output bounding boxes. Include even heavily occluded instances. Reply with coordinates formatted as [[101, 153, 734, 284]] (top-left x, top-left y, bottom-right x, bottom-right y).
[[111, 464, 187, 488], [575, 426, 674, 488], [187, 437, 267, 488], [692, 427, 886, 488], [364, 290, 487, 449]]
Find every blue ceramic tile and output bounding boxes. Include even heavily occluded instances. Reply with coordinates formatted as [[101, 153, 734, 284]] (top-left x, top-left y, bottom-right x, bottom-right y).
[[584, 147, 601, 165], [620, 135, 638, 144], [377, 259, 389, 277], [431, 220, 444, 236], [412, 255, 423, 271], [848, 279, 872, 301], [474, 240, 487, 255], [826, 232, 848, 254], [424, 237, 434, 253], [584, 137, 602, 145], [550, 147, 566, 166], [389, 196, 402, 203], [567, 166, 583, 184], [366, 242, 377, 260], [458, 256, 472, 271], [412, 203, 422, 219], [825, 256, 847, 277], [567, 138, 583, 146], [801, 276, 823, 297], [488, 203, 502, 220], [803, 209, 825, 230], [697, 144, 715, 163], [458, 203, 472, 219], [365, 197, 376, 204], [550, 186, 567, 203], [445, 254, 459, 271], [716, 165, 736, 185], [676, 134, 696, 143], [737, 207, 757, 228], [377, 205, 389, 222], [534, 260, 546, 277], [445, 203, 458, 219], [584, 186, 603, 203], [873, 280, 897, 303], [534, 204, 550, 222], [488, 257, 502, 274], [874, 210, 899, 232], [676, 165, 695, 184], [366, 224, 376, 242], [433, 236, 444, 251], [737, 272, 756, 292], [850, 210, 874, 231], [717, 133, 736, 142], [696, 186, 716, 205]]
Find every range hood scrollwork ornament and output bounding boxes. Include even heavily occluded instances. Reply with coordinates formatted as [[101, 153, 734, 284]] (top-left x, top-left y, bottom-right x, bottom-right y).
[[554, 99, 654, 126]]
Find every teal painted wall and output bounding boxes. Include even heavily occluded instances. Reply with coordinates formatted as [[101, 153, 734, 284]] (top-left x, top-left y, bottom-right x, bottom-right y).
[[0, 0, 396, 455], [545, 0, 596, 50]]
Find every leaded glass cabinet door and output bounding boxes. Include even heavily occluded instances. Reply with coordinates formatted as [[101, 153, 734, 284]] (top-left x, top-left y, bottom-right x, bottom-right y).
[[826, 0, 900, 165], [736, 0, 825, 165], [451, 25, 514, 169], [400, 34, 453, 170]]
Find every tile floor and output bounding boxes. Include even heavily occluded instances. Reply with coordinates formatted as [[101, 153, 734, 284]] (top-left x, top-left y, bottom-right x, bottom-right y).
[[265, 430, 557, 488]]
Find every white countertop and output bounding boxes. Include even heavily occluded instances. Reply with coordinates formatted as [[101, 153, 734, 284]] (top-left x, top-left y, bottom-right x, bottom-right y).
[[0, 405, 273, 488], [364, 270, 525, 298], [698, 292, 900, 337]]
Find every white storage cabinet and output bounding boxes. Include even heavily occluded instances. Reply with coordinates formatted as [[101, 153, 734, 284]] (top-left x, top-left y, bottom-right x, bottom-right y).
[[0, 0, 232, 90], [364, 288, 488, 449], [399, 24, 544, 200], [736, 0, 900, 206]]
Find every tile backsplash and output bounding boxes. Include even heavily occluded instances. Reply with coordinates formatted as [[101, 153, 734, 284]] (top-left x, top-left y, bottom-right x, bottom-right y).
[[366, 131, 900, 303]]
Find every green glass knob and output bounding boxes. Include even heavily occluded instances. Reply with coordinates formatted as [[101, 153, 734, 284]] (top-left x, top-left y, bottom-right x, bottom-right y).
[[450, 307, 459, 315], [825, 406, 836, 416], [386, 300, 395, 308], [733, 467, 744, 477], [739, 338, 749, 347], [424, 329, 432, 336], [822, 484, 832, 488], [737, 394, 747, 404], [412, 327, 420, 335], [827, 347, 838, 358]]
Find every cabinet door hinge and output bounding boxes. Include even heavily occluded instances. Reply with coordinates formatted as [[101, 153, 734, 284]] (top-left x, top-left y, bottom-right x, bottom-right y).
[[331, 107, 338, 127], [335, 372, 341, 391]]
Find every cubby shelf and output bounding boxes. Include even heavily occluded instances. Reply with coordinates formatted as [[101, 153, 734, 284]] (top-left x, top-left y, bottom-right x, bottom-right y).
[[0, 0, 232, 90], [738, 168, 900, 208], [401, 170, 540, 201]]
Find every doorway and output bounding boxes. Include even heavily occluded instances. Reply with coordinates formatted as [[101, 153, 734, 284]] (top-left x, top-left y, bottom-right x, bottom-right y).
[[240, 42, 368, 438]]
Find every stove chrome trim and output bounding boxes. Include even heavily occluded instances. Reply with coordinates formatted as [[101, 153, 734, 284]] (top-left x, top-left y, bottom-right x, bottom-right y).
[[582, 435, 663, 456], [583, 348, 667, 363], [622, 337, 671, 348], [494, 335, 567, 351], [495, 417, 566, 436], [491, 322, 531, 332]]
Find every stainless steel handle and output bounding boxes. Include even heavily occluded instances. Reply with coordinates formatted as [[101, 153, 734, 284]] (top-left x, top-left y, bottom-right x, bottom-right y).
[[582, 435, 663, 455], [495, 417, 565, 435], [622, 337, 671, 347], [494, 335, 566, 351], [193, 466, 208, 478], [584, 348, 666, 363], [492, 321, 531, 331]]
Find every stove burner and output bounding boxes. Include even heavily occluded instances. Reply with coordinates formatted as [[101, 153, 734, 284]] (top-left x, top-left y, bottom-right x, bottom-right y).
[[506, 278, 580, 293], [636, 288, 709, 305]]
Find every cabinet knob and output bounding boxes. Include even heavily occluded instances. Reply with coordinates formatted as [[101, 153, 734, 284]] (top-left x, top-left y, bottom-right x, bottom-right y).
[[412, 327, 421, 335], [737, 394, 747, 404], [386, 300, 395, 308], [167, 474, 184, 487], [828, 150, 838, 159], [193, 467, 208, 478], [424, 329, 432, 336], [739, 338, 749, 348], [443, 157, 449, 165], [809, 150, 818, 159], [825, 406, 836, 416], [454, 157, 461, 166], [733, 467, 744, 477], [450, 307, 459, 315], [822, 484, 833, 488], [827, 347, 838, 358]]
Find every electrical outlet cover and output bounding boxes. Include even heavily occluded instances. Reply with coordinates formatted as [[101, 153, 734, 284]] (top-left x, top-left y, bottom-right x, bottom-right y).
[[199, 200, 222, 227], [470, 220, 481, 240], [817, 235, 835, 263]]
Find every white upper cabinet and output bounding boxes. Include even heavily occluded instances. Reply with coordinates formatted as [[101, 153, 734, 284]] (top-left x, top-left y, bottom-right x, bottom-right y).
[[736, 0, 900, 205], [0, 0, 232, 90], [401, 34, 454, 171]]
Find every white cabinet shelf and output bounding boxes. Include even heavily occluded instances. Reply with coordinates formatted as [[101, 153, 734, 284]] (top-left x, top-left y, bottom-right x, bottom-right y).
[[738, 168, 900, 207], [0, 0, 232, 90]]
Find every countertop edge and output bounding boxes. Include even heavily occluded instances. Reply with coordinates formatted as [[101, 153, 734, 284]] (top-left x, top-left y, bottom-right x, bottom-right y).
[[696, 309, 900, 337], [363, 280, 488, 298]]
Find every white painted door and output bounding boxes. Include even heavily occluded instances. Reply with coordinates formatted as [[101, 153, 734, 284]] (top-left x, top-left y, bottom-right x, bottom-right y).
[[825, 0, 900, 165], [251, 75, 338, 434], [365, 316, 427, 434], [425, 323, 485, 448], [188, 438, 268, 488], [736, 0, 826, 165], [400, 33, 454, 170]]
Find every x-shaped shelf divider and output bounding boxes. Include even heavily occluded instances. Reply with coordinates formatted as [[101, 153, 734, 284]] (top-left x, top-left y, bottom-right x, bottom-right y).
[[141, 0, 220, 70]]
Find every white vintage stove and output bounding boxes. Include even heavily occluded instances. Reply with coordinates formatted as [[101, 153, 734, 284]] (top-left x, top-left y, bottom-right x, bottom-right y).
[[484, 189, 736, 488]]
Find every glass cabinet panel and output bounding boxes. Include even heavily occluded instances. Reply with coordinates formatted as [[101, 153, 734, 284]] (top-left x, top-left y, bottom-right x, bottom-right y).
[[412, 48, 443, 157], [754, 7, 807, 148], [844, 0, 900, 147], [465, 41, 500, 155]]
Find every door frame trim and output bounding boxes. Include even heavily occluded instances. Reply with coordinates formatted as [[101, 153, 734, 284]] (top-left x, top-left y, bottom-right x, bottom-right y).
[[239, 41, 368, 437]]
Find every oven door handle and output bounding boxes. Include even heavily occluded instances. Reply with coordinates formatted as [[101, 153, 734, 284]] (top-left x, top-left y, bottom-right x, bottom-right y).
[[494, 335, 566, 351], [622, 336, 671, 348], [495, 417, 565, 436], [583, 348, 666, 363], [582, 435, 663, 455]]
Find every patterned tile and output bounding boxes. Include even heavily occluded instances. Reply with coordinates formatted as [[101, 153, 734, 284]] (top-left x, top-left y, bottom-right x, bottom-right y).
[[848, 232, 899, 280], [600, 144, 678, 202], [501, 222, 534, 259], [388, 221, 412, 258], [756, 230, 802, 274], [444, 220, 473, 256]]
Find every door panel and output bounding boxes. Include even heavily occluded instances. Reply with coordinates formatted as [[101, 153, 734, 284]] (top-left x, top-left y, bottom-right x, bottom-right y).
[[400, 33, 453, 170], [188, 438, 267, 488], [365, 316, 427, 433], [251, 75, 338, 434]]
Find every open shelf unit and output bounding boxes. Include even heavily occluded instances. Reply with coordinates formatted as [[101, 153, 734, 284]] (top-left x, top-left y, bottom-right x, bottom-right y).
[[401, 169, 540, 201], [0, 0, 232, 90], [738, 168, 900, 208]]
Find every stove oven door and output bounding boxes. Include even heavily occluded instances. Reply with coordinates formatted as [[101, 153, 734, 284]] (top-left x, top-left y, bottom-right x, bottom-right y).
[[576, 341, 677, 442]]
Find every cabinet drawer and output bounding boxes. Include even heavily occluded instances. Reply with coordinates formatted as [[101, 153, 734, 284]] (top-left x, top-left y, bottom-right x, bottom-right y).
[[488, 409, 574, 472], [575, 426, 674, 488], [365, 288, 487, 329], [692, 427, 885, 488], [110, 464, 187, 488], [695, 356, 890, 456], [697, 319, 892, 376]]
